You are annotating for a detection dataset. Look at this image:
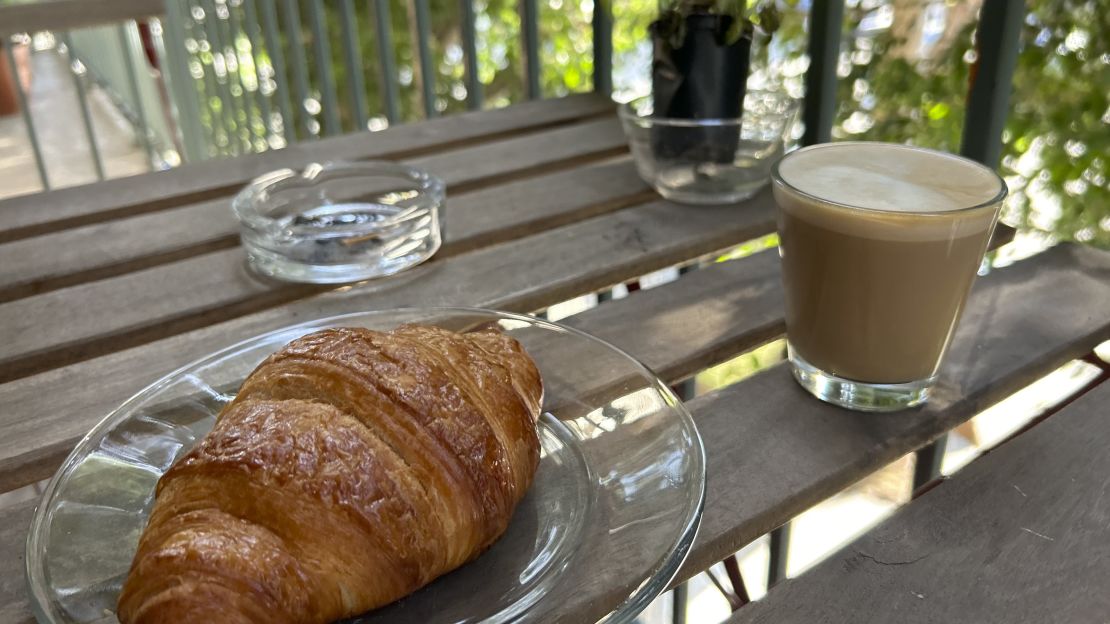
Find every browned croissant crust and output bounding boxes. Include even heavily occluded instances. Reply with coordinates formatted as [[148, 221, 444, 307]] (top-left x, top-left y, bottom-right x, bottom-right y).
[[117, 324, 543, 624]]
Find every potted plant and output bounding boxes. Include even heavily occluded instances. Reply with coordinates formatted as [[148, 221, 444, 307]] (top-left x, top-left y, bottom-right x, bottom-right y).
[[650, 0, 779, 161]]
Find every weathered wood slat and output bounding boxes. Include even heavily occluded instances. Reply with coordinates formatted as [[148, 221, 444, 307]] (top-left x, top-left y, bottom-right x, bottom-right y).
[[536, 246, 1110, 623], [410, 117, 627, 195], [0, 131, 639, 303], [729, 380, 1110, 624], [0, 191, 780, 490], [0, 499, 33, 623], [0, 93, 614, 243], [671, 243, 1110, 586], [0, 246, 788, 624], [0, 119, 633, 376], [3, 244, 1105, 623], [0, 199, 1016, 383], [0, 215, 1025, 491], [0, 181, 1011, 306]]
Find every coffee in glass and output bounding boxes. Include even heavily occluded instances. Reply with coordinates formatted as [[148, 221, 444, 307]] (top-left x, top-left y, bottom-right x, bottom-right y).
[[772, 142, 1007, 411]]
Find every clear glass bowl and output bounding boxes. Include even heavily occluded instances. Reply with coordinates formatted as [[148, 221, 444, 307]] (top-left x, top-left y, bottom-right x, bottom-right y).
[[26, 308, 706, 624], [234, 161, 445, 284], [618, 90, 798, 205]]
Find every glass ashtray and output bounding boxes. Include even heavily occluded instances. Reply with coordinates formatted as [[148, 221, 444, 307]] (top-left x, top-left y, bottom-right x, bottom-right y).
[[618, 90, 798, 205], [233, 161, 445, 284], [27, 308, 705, 624]]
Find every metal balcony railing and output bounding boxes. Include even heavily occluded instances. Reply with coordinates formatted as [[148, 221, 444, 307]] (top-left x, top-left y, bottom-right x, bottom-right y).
[[0, 0, 1025, 617], [0, 0, 1020, 197]]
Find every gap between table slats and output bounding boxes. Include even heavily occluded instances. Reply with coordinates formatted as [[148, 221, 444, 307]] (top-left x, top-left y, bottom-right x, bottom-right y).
[[0, 94, 615, 244], [0, 218, 1018, 491], [487, 243, 1110, 623], [727, 380, 1110, 624], [0, 118, 638, 376], [669, 242, 1110, 588], [0, 160, 653, 304], [0, 245, 791, 624], [0, 115, 637, 303], [0, 243, 1106, 624], [0, 190, 780, 488]]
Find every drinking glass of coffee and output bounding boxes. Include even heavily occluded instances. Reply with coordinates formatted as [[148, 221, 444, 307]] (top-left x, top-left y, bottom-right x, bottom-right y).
[[772, 142, 1007, 411]]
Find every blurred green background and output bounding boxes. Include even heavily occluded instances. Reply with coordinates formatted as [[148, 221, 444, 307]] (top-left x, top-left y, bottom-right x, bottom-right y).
[[192, 0, 1106, 247]]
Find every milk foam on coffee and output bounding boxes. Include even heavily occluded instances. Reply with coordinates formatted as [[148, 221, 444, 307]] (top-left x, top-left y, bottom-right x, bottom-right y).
[[777, 142, 1003, 213], [772, 142, 1007, 385], [774, 143, 1003, 242]]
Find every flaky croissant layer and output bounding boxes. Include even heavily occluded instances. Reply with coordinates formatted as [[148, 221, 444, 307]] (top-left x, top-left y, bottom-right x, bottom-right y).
[[118, 324, 543, 624]]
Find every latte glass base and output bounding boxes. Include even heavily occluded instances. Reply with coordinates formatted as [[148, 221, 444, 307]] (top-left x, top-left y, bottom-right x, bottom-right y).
[[788, 345, 934, 412]]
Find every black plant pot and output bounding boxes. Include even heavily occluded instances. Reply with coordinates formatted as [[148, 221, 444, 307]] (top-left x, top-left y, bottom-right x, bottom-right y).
[[650, 13, 752, 163]]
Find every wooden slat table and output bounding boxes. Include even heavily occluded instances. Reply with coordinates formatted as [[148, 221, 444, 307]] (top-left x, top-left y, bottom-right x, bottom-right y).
[[0, 93, 1107, 623], [728, 382, 1110, 623]]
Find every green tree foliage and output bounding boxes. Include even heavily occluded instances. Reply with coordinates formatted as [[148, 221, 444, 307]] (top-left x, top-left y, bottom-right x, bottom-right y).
[[833, 0, 1108, 248]]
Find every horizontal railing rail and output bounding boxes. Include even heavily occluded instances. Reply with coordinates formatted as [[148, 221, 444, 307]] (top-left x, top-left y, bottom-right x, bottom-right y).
[[0, 0, 164, 36]]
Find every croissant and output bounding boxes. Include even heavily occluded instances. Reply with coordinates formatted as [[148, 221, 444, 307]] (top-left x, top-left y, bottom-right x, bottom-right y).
[[117, 324, 543, 624]]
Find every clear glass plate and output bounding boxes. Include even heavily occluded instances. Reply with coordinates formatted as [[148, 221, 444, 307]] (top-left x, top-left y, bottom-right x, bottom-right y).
[[27, 308, 705, 624]]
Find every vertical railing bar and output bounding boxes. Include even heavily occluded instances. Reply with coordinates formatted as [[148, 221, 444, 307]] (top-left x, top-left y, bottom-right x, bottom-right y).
[[801, 0, 844, 146], [201, 0, 233, 150], [202, 0, 243, 153], [521, 0, 541, 99], [670, 372, 694, 399], [117, 22, 158, 167], [59, 32, 106, 180], [912, 436, 948, 492], [412, 0, 437, 118], [147, 21, 190, 161], [670, 358, 696, 624], [723, 555, 751, 606], [339, 0, 369, 130], [224, 0, 261, 149], [3, 40, 50, 189], [158, 0, 210, 162], [459, 0, 483, 109], [208, 0, 249, 152], [307, 0, 341, 135], [768, 523, 791, 587], [372, 0, 400, 124], [201, 21, 232, 154], [591, 0, 612, 94], [281, 0, 315, 137], [258, 0, 294, 141], [242, 0, 275, 143], [184, 8, 229, 155], [959, 0, 1022, 167], [671, 582, 688, 624]]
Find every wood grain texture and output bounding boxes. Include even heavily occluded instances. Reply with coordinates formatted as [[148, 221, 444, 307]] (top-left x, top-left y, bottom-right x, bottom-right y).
[[0, 498, 34, 624], [0, 93, 613, 243], [729, 381, 1110, 624], [408, 117, 628, 195], [2, 244, 1108, 623], [563, 249, 785, 384], [0, 249, 786, 624], [0, 191, 779, 489], [0, 147, 644, 303], [0, 0, 162, 36], [0, 119, 633, 377], [671, 243, 1110, 586]]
